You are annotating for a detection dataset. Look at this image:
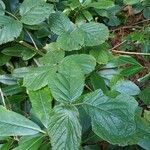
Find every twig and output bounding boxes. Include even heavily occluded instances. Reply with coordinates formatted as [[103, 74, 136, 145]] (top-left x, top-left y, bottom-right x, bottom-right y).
[[110, 40, 127, 50], [110, 25, 142, 32], [85, 84, 92, 91], [110, 40, 150, 56], [111, 49, 150, 56], [110, 19, 150, 32], [0, 88, 6, 108], [132, 19, 150, 26]]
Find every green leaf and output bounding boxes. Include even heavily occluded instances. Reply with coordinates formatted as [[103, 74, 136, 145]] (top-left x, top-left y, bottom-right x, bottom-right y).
[[0, 106, 44, 136], [88, 0, 114, 9], [0, 75, 17, 85], [143, 7, 150, 19], [138, 71, 150, 83], [79, 22, 109, 46], [0, 15, 23, 45], [124, 0, 140, 5], [13, 134, 43, 150], [120, 65, 143, 77], [13, 67, 32, 78], [48, 105, 81, 150], [90, 72, 108, 92], [114, 55, 142, 66], [82, 89, 138, 145], [138, 138, 150, 150], [2, 85, 25, 96], [67, 0, 81, 10], [49, 12, 74, 35], [82, 10, 93, 21], [139, 85, 150, 105], [61, 54, 96, 74], [49, 61, 85, 103], [57, 27, 84, 51], [0, 0, 5, 15], [112, 80, 141, 96], [90, 49, 112, 64], [20, 0, 54, 25], [0, 53, 10, 66], [28, 87, 52, 128], [134, 110, 150, 142], [39, 49, 65, 65], [2, 44, 36, 60], [23, 66, 56, 91]]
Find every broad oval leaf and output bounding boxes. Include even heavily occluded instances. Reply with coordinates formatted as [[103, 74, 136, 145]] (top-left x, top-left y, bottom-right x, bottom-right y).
[[0, 0, 5, 15], [49, 61, 85, 103], [20, 0, 54, 25], [2, 44, 36, 60], [49, 12, 74, 35], [13, 134, 43, 150], [143, 7, 150, 19], [28, 87, 52, 128], [82, 89, 138, 145], [39, 49, 65, 65], [61, 54, 96, 74], [0, 53, 10, 66], [88, 0, 114, 9], [57, 27, 84, 51], [2, 84, 25, 96], [23, 66, 56, 91], [79, 22, 109, 46], [0, 106, 44, 136], [48, 105, 81, 150], [112, 80, 141, 96], [0, 15, 23, 45], [0, 75, 17, 85], [124, 0, 140, 5]]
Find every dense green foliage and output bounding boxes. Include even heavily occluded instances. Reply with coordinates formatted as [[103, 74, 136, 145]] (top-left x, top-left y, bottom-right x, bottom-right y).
[[0, 0, 150, 149]]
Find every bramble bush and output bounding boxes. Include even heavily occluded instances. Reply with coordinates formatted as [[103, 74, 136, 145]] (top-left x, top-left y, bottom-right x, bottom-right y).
[[0, 0, 150, 150]]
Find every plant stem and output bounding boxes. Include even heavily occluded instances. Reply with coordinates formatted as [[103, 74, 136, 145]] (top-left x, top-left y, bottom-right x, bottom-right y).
[[0, 88, 6, 108], [19, 41, 45, 56], [110, 40, 127, 50], [110, 40, 150, 56], [26, 30, 39, 51], [110, 19, 150, 32], [111, 49, 150, 56], [5, 10, 19, 21]]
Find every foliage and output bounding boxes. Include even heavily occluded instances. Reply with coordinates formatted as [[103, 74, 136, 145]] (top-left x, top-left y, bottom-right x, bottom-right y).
[[0, 0, 150, 150]]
